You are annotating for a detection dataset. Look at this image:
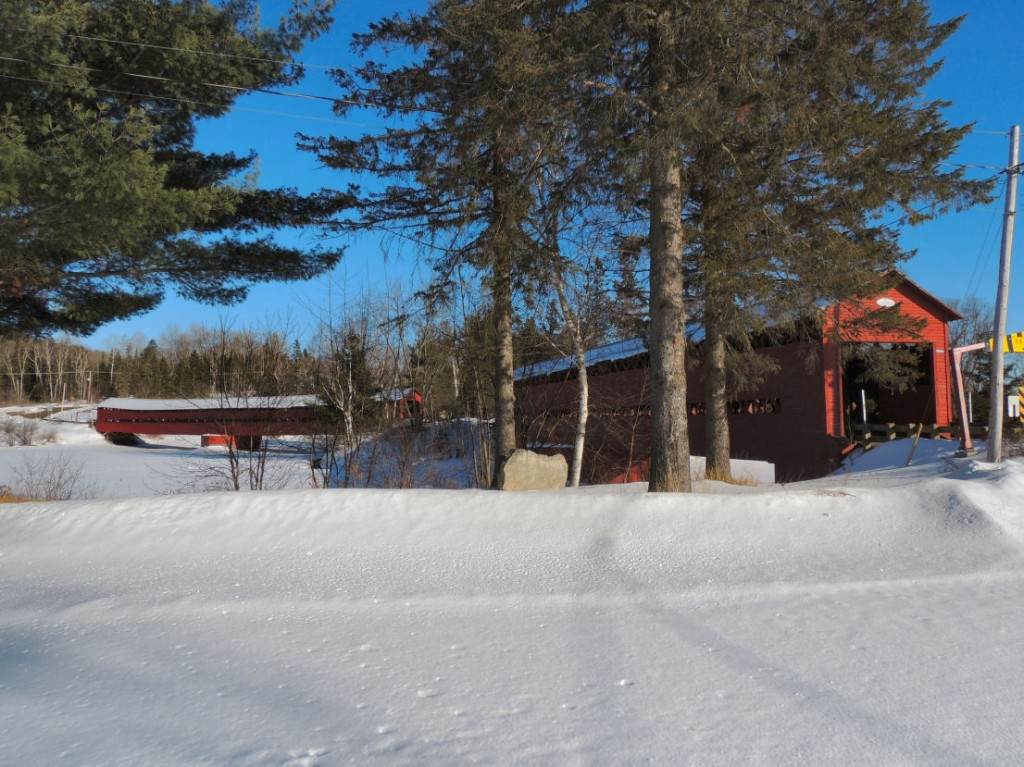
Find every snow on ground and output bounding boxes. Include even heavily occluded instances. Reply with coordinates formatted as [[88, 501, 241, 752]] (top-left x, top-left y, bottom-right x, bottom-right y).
[[0, 406, 315, 497], [2, 413, 1024, 765]]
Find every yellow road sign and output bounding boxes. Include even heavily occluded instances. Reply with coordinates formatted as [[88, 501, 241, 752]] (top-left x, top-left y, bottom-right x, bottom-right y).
[[987, 331, 1024, 353]]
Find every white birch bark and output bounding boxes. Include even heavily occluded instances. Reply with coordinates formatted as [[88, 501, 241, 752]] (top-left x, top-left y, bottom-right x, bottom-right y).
[[554, 273, 588, 488]]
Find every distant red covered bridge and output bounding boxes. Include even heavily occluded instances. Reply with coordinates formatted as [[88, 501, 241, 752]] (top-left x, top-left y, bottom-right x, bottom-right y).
[[95, 397, 323, 448]]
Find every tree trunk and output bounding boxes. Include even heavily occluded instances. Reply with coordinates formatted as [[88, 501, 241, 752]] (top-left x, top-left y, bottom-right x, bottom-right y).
[[570, 358, 589, 487], [646, 7, 691, 493], [0, 349, 18, 401], [704, 302, 731, 481], [491, 242, 517, 487], [554, 273, 588, 488], [450, 355, 460, 406]]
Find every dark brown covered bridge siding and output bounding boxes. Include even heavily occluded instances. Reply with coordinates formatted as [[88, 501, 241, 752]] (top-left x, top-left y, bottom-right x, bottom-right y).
[[95, 406, 322, 437], [516, 340, 845, 484], [687, 342, 844, 481], [517, 360, 653, 484]]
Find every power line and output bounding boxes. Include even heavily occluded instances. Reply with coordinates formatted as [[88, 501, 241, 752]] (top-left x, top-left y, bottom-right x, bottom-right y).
[[43, 29, 343, 73], [938, 161, 1005, 172], [16, 32, 1024, 147], [0, 72, 379, 128], [7, 55, 1015, 192], [0, 70, 224, 108], [879, 166, 1008, 234], [1, 52, 434, 115], [0, 54, 347, 107], [961, 177, 1006, 301], [8, 49, 1007, 156]]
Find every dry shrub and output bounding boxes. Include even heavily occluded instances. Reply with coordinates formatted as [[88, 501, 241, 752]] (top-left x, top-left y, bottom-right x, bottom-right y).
[[1, 415, 57, 446], [11, 455, 95, 501], [0, 484, 31, 503], [2, 416, 37, 446], [699, 466, 760, 487]]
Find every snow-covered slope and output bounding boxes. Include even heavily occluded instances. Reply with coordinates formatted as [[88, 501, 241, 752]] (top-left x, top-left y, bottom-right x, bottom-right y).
[[2, 438, 1023, 765]]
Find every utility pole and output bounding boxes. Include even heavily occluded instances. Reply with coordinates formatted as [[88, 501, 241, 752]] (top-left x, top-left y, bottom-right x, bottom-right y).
[[987, 125, 1020, 462]]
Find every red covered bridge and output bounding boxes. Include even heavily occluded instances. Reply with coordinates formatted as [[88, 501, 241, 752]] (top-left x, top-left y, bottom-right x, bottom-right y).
[[515, 276, 963, 483], [95, 396, 323, 448]]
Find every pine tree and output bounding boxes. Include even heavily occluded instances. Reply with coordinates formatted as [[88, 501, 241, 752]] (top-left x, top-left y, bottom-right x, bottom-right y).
[[0, 0, 340, 336], [580, 0, 738, 491], [681, 2, 990, 480], [303, 0, 572, 485], [577, 0, 988, 489]]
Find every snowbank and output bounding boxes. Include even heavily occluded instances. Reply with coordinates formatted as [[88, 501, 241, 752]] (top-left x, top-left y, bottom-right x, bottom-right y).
[[2, 436, 1023, 765]]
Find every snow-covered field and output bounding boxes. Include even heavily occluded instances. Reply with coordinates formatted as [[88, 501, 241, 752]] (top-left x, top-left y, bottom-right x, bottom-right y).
[[0, 405, 316, 498], [2, 410, 1024, 765]]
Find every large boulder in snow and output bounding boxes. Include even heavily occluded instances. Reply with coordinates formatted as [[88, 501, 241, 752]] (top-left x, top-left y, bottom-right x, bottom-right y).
[[497, 449, 568, 491]]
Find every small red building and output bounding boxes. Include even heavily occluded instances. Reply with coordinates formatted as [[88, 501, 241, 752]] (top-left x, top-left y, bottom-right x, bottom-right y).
[[371, 388, 423, 422], [515, 277, 962, 483]]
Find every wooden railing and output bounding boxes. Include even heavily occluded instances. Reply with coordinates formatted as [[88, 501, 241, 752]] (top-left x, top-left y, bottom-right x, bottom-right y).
[[849, 422, 988, 447]]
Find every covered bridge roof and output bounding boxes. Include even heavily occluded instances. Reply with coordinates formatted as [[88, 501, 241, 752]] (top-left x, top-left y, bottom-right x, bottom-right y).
[[514, 337, 648, 382], [97, 396, 321, 411]]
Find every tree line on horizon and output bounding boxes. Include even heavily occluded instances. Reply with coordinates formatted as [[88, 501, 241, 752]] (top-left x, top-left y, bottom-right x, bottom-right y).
[[1, 0, 994, 491], [0, 302, 571, 437]]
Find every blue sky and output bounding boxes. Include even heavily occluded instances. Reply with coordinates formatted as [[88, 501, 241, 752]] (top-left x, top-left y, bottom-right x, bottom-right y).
[[89, 0, 1024, 349]]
